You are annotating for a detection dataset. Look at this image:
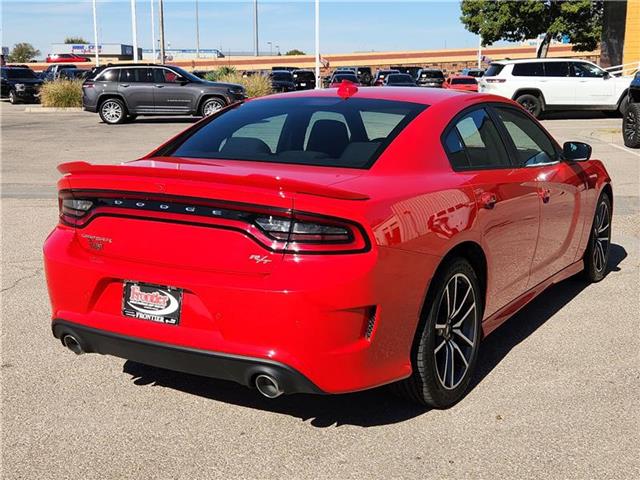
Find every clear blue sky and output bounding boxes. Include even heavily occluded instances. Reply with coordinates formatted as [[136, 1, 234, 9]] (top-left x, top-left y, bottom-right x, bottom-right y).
[[2, 0, 490, 59]]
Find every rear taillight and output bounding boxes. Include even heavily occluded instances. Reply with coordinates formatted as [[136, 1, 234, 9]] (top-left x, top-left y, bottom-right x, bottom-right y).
[[60, 197, 93, 218], [485, 78, 506, 83], [58, 191, 369, 254]]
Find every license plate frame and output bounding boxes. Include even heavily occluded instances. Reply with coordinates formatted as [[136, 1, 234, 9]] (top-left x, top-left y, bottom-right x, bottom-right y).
[[122, 281, 183, 325]]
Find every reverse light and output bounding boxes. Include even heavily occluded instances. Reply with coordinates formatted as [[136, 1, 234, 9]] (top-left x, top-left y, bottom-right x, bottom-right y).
[[254, 216, 352, 243], [60, 198, 94, 217]]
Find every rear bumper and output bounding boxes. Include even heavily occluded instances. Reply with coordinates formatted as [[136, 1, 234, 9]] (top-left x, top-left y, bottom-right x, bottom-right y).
[[52, 320, 323, 394]]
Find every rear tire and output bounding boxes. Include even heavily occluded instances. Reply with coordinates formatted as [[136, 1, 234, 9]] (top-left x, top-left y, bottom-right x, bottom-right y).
[[515, 93, 542, 118], [393, 258, 483, 408], [8, 90, 18, 104], [623, 103, 640, 148], [583, 193, 612, 282], [99, 98, 127, 125], [618, 94, 630, 116]]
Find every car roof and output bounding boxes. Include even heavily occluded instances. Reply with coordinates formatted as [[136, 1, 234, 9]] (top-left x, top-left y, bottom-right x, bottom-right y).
[[492, 58, 590, 65], [261, 85, 504, 107]]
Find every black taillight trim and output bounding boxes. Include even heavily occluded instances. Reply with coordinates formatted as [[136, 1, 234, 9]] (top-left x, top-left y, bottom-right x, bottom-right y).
[[58, 189, 371, 255]]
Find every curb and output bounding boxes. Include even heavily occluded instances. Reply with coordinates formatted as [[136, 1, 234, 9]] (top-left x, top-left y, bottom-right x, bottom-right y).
[[24, 106, 84, 113]]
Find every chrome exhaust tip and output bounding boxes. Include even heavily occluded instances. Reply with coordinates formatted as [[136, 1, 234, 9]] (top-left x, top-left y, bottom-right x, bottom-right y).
[[255, 374, 283, 399], [62, 334, 84, 355]]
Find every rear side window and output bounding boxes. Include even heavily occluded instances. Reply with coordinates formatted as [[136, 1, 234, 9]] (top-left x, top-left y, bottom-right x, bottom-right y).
[[120, 68, 151, 83], [512, 63, 544, 77], [543, 62, 569, 77], [494, 107, 557, 166], [96, 69, 119, 82], [167, 97, 426, 169], [443, 108, 511, 170], [484, 64, 505, 77]]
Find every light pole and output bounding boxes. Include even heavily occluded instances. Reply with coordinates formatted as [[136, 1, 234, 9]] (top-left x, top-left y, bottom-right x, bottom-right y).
[[253, 0, 259, 56], [159, 0, 166, 64], [151, 0, 156, 61], [131, 0, 139, 62], [92, 0, 100, 66], [477, 35, 482, 69], [267, 41, 273, 56], [275, 44, 280, 56], [315, 0, 320, 89], [195, 0, 200, 58]]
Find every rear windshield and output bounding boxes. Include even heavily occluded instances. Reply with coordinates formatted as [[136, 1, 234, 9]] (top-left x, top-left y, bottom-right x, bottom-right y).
[[167, 97, 426, 169], [332, 73, 358, 82], [5, 69, 38, 79], [293, 71, 315, 80], [387, 74, 414, 82], [420, 70, 444, 79], [452, 78, 476, 84], [271, 72, 292, 81], [484, 63, 505, 77]]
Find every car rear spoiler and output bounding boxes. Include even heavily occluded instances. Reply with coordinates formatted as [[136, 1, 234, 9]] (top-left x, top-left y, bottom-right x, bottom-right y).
[[57, 161, 369, 201]]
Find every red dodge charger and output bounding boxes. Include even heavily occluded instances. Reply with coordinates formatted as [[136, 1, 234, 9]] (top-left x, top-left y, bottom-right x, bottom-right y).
[[44, 85, 612, 408]]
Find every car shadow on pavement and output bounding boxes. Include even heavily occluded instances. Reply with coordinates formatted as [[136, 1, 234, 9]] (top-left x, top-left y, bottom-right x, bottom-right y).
[[129, 117, 199, 125], [541, 111, 619, 120], [123, 243, 627, 428]]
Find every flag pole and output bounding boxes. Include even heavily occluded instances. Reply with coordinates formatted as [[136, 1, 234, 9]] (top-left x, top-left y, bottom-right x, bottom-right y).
[[92, 0, 100, 66], [315, 0, 320, 89]]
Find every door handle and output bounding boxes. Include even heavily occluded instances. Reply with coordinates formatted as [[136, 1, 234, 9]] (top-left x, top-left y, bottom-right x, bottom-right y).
[[540, 188, 551, 204], [155, 84, 165, 88], [120, 84, 130, 88], [479, 192, 497, 209]]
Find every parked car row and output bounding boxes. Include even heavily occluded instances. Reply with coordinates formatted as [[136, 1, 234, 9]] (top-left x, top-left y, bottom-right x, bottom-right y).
[[82, 63, 246, 124], [478, 58, 631, 118], [0, 66, 43, 104]]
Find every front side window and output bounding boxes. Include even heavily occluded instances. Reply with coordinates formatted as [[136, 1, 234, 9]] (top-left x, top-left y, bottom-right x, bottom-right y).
[[494, 107, 557, 166], [167, 97, 426, 169], [443, 108, 511, 170], [570, 62, 607, 78], [153, 68, 181, 83]]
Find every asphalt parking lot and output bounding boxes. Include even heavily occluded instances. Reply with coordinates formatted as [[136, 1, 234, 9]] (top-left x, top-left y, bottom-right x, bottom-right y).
[[2, 102, 638, 479]]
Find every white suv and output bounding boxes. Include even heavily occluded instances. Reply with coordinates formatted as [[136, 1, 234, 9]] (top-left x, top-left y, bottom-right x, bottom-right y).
[[478, 58, 631, 118]]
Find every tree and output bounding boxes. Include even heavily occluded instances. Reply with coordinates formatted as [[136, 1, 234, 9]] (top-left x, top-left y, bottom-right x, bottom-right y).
[[285, 49, 306, 56], [64, 37, 89, 44], [8, 43, 40, 63], [460, 0, 603, 55]]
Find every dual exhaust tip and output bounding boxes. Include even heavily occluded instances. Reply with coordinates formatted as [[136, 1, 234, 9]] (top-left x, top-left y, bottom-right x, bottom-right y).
[[62, 333, 285, 399], [62, 334, 84, 355], [254, 374, 284, 399]]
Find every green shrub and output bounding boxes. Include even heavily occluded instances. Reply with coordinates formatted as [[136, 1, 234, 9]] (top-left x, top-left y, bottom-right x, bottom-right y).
[[40, 79, 83, 107], [203, 66, 237, 82], [218, 72, 273, 98]]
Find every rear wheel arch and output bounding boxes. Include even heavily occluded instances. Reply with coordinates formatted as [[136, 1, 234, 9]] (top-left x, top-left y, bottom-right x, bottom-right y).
[[413, 241, 488, 347], [512, 89, 546, 107], [601, 183, 613, 209], [98, 93, 128, 111]]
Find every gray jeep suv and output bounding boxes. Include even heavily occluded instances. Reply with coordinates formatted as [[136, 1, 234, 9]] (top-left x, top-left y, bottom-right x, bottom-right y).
[[83, 64, 246, 124]]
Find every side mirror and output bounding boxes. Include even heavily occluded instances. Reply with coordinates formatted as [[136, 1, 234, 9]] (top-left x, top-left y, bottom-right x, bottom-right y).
[[563, 141, 592, 162]]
